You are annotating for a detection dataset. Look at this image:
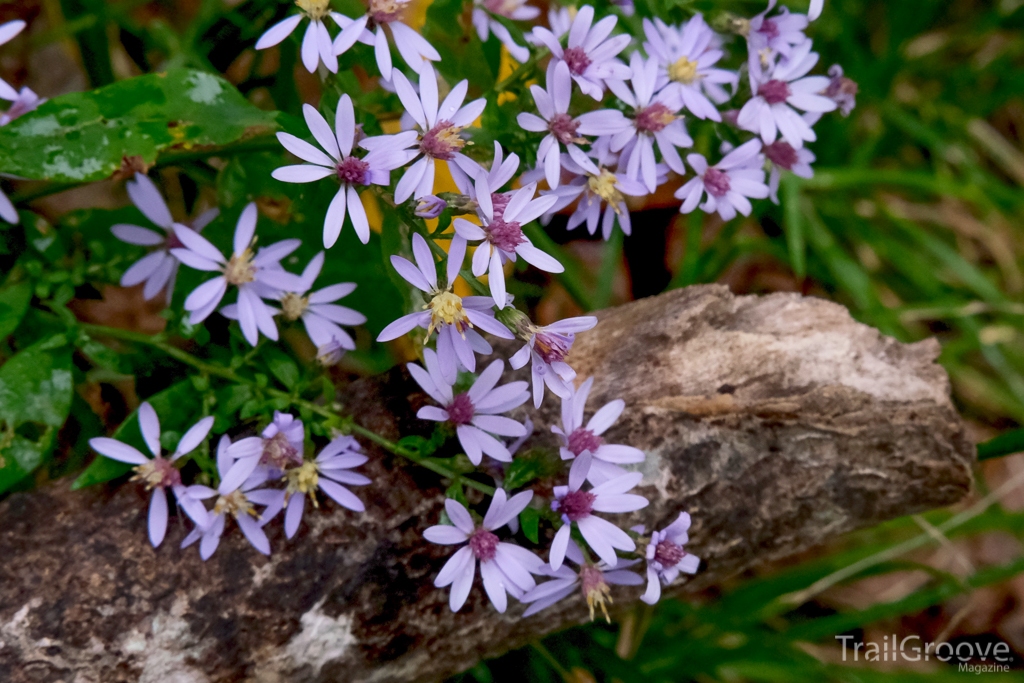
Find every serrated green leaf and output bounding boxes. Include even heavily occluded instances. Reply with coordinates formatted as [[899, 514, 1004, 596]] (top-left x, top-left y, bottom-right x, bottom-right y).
[[0, 335, 73, 429], [0, 69, 277, 183]]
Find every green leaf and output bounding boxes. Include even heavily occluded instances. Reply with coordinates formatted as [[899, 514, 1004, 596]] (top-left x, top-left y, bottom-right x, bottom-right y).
[[0, 280, 32, 339], [519, 507, 540, 544], [423, 0, 497, 89], [262, 346, 300, 390], [0, 429, 56, 494], [0, 69, 278, 183], [0, 335, 73, 429], [72, 379, 204, 489], [977, 429, 1024, 461], [504, 448, 561, 490]]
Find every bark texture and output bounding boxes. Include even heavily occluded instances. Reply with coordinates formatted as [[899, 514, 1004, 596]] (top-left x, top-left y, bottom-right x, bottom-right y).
[[0, 285, 974, 683]]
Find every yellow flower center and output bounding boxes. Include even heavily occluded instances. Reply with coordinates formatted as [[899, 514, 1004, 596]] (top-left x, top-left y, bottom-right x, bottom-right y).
[[587, 169, 624, 213], [214, 490, 256, 519], [280, 292, 309, 321], [285, 461, 321, 507], [296, 0, 331, 21], [668, 56, 700, 84], [426, 290, 471, 337], [224, 249, 256, 285]]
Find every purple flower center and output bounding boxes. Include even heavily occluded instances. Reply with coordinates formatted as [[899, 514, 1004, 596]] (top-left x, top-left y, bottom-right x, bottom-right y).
[[562, 47, 592, 76], [262, 432, 302, 469], [482, 0, 516, 17], [447, 393, 475, 425], [133, 456, 181, 490], [560, 490, 596, 521], [420, 120, 465, 161], [702, 167, 731, 198], [567, 428, 603, 457], [487, 217, 525, 253], [490, 192, 512, 217], [533, 330, 574, 364], [763, 141, 799, 170], [758, 18, 780, 40], [468, 528, 499, 561], [549, 113, 581, 145], [166, 231, 185, 250], [336, 156, 370, 185], [634, 102, 675, 134], [368, 0, 402, 25], [653, 539, 685, 567], [758, 79, 791, 105], [580, 565, 613, 621]]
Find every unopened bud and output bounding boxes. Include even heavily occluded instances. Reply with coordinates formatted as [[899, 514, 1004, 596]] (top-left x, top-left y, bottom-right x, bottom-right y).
[[316, 340, 345, 367], [493, 300, 529, 336], [414, 194, 447, 219]]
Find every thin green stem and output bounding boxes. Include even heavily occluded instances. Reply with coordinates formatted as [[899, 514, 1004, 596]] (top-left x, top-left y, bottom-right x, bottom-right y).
[[79, 322, 495, 495]]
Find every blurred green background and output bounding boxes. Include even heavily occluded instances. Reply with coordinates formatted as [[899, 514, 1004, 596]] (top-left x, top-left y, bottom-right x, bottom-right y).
[[3, 0, 1024, 680]]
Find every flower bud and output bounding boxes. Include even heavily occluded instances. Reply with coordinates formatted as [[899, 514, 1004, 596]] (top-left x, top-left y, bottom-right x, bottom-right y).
[[316, 340, 345, 367], [414, 194, 447, 219]]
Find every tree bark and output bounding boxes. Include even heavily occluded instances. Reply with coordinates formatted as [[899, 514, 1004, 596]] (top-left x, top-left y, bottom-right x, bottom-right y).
[[0, 285, 974, 683]]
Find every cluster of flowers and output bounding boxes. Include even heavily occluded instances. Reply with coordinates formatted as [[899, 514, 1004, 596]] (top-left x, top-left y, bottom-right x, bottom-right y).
[[90, 406, 369, 557], [0, 0, 850, 618]]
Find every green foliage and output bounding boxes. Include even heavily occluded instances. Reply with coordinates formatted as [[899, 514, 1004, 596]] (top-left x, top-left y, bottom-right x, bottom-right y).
[[0, 69, 277, 183]]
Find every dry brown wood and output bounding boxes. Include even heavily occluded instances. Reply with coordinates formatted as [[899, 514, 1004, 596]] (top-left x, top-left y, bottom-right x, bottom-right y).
[[0, 285, 974, 683]]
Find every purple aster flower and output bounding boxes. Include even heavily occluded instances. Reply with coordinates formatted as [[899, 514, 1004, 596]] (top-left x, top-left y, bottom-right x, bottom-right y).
[[111, 173, 219, 305], [88, 402, 214, 548], [378, 233, 513, 382], [411, 350, 530, 465], [424, 490, 543, 612], [0, 20, 26, 101], [522, 557, 643, 620], [472, 0, 539, 63], [510, 315, 597, 408], [642, 15, 736, 122], [272, 98, 416, 246], [607, 52, 693, 192], [269, 252, 367, 351], [171, 203, 303, 345], [390, 64, 486, 203], [739, 39, 837, 147], [255, 0, 343, 74], [822, 64, 857, 117], [531, 5, 630, 100], [517, 60, 629, 188], [446, 140, 517, 200], [414, 194, 447, 219], [180, 435, 283, 559], [675, 139, 769, 221], [549, 453, 648, 570], [0, 86, 42, 126], [746, 0, 810, 72], [452, 177, 561, 308], [553, 378, 644, 485], [543, 146, 647, 240], [282, 435, 369, 539], [219, 411, 305, 493], [332, 0, 441, 80], [763, 139, 815, 203], [639, 512, 700, 604]]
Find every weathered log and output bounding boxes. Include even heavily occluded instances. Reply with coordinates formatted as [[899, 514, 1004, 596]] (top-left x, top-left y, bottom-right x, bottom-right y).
[[0, 285, 974, 683]]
